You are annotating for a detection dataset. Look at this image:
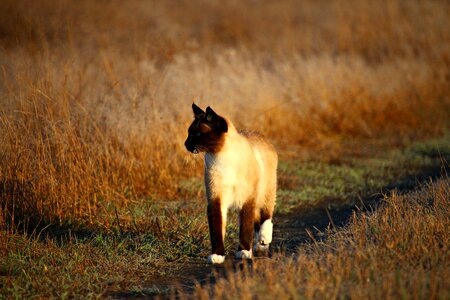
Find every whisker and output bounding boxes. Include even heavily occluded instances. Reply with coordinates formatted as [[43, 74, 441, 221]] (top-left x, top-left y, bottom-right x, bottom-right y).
[[196, 145, 208, 151]]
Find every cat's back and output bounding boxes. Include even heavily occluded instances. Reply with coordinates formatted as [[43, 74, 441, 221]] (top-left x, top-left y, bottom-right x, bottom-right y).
[[238, 129, 277, 204], [238, 129, 278, 163]]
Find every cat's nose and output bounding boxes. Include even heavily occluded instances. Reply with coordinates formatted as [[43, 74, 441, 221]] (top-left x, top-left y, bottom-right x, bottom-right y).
[[184, 139, 192, 150]]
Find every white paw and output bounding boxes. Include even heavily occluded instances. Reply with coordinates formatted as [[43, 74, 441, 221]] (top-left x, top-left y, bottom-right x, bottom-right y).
[[258, 219, 273, 245], [236, 249, 252, 259], [207, 254, 225, 264], [254, 243, 270, 254]]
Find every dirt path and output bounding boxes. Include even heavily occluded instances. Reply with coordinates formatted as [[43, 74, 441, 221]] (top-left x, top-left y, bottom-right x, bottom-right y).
[[108, 165, 444, 299]]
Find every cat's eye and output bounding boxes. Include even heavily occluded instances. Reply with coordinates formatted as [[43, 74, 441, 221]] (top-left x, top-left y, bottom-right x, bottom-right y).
[[194, 132, 202, 137]]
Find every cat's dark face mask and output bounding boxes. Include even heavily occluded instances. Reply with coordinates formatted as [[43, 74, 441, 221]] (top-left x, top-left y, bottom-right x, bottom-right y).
[[184, 104, 228, 154]]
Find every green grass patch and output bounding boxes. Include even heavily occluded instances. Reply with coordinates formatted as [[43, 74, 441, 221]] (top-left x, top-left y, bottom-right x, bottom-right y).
[[276, 135, 449, 213]]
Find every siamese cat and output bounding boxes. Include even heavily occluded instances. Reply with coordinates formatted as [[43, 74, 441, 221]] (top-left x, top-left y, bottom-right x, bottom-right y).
[[184, 103, 277, 264]]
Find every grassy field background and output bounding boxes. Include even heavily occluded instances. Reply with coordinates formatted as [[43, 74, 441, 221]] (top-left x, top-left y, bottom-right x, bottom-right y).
[[1, 0, 449, 298]]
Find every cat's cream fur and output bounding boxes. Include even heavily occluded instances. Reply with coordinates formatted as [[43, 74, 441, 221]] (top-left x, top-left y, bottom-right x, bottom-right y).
[[185, 104, 277, 264]]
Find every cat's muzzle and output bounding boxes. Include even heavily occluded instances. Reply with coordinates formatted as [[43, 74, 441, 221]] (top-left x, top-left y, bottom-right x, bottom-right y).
[[184, 140, 198, 154], [184, 141, 200, 154]]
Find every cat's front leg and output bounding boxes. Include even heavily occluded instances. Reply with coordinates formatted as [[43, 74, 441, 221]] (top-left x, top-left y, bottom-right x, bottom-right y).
[[207, 199, 226, 264]]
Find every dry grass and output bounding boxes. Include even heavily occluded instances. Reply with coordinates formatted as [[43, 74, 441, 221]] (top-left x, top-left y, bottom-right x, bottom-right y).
[[0, 1, 449, 297], [192, 179, 450, 299], [1, 232, 161, 298], [1, 0, 449, 229]]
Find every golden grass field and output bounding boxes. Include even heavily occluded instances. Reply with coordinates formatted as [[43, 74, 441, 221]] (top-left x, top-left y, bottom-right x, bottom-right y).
[[0, 0, 449, 298]]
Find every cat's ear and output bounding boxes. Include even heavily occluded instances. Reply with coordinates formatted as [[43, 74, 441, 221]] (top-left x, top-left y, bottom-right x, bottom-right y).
[[206, 106, 228, 133], [192, 103, 205, 118], [205, 106, 218, 122]]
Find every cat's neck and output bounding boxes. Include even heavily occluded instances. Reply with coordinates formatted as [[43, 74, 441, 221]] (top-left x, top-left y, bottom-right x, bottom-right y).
[[204, 118, 240, 159]]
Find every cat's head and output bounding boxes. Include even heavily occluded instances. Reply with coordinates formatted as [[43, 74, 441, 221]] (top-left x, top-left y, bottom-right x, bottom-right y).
[[184, 103, 228, 154]]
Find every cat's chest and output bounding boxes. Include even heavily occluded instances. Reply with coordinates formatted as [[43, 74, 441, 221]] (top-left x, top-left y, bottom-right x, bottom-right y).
[[204, 152, 242, 186]]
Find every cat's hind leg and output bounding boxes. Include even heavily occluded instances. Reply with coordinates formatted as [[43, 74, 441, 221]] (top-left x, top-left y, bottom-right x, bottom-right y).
[[254, 207, 273, 254], [258, 219, 273, 245]]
